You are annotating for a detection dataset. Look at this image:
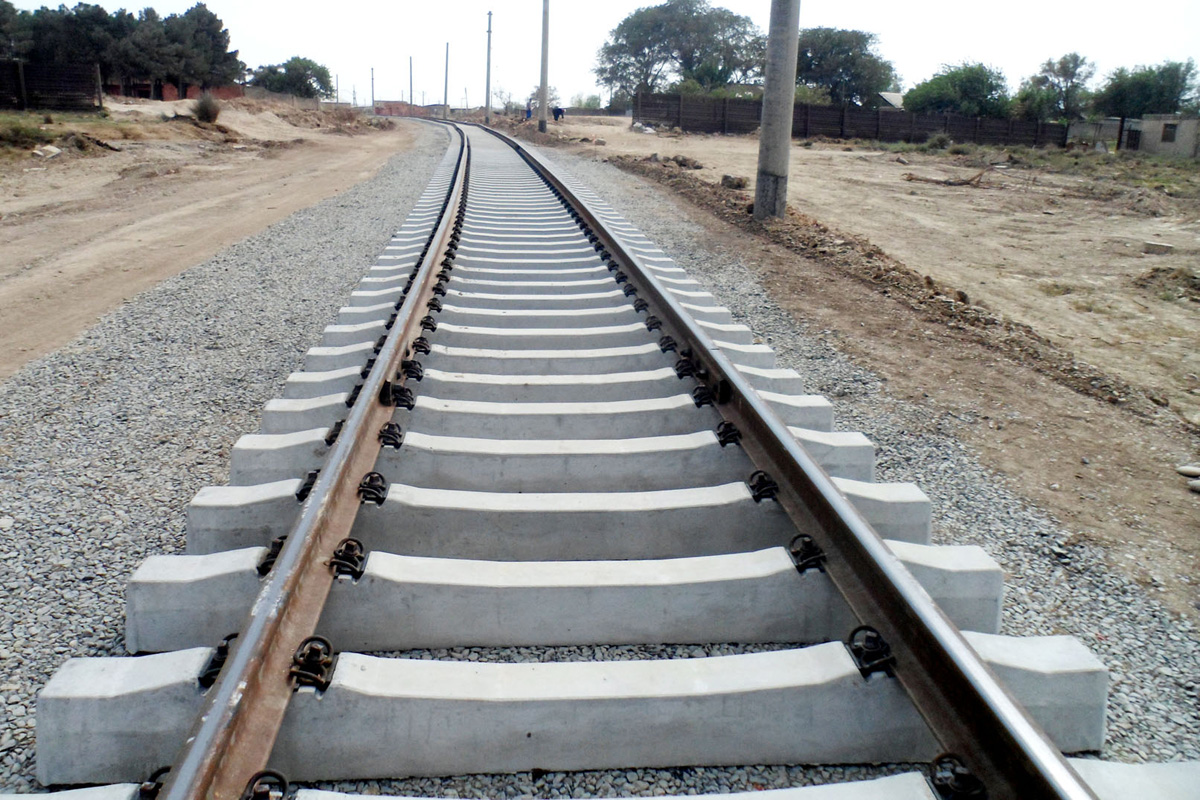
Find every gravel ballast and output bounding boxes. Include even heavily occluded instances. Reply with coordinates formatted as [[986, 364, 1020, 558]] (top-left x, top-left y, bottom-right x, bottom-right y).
[[0, 122, 448, 790], [0, 129, 1196, 794]]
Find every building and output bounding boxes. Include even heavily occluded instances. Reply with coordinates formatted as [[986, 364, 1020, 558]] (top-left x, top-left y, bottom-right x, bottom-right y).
[[1128, 114, 1199, 158]]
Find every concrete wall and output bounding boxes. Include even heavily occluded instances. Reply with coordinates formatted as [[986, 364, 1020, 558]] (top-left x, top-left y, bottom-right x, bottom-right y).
[[1134, 115, 1200, 158]]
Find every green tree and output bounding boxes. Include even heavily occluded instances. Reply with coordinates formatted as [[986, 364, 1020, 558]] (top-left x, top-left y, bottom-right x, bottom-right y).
[[1092, 59, 1197, 119], [163, 3, 242, 96], [904, 63, 1011, 118], [0, 1, 21, 58], [1016, 53, 1094, 121], [112, 9, 177, 94], [594, 0, 763, 97], [569, 93, 602, 109], [250, 57, 334, 99], [795, 27, 896, 107]]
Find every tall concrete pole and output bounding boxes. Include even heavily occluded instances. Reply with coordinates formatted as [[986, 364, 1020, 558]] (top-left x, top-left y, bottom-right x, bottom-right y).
[[370, 67, 375, 110], [537, 0, 549, 133], [753, 0, 801, 220], [409, 56, 413, 112], [485, 11, 493, 125], [443, 43, 450, 119]]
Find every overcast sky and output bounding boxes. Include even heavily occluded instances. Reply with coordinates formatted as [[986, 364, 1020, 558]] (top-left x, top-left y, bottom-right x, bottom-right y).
[[12, 0, 1200, 107]]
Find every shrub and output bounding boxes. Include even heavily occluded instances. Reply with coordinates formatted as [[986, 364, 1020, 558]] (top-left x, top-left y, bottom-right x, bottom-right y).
[[923, 132, 951, 150], [192, 93, 221, 123], [0, 121, 56, 148], [948, 143, 974, 155]]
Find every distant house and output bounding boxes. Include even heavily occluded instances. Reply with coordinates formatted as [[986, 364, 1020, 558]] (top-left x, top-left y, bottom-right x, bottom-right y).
[[877, 92, 904, 111], [1128, 114, 1199, 158]]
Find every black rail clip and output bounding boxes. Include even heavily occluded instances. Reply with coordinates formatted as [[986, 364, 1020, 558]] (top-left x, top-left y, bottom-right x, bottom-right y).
[[788, 534, 826, 573], [138, 766, 171, 800], [373, 335, 388, 355], [258, 535, 288, 576], [359, 357, 377, 379], [632, 298, 649, 313], [658, 336, 678, 353], [198, 633, 239, 690], [716, 421, 741, 447], [674, 357, 698, 379], [613, 270, 629, 284], [324, 420, 345, 447], [420, 315, 439, 332], [426, 297, 443, 313], [748, 470, 779, 502], [289, 635, 336, 692], [432, 282, 447, 297], [385, 312, 398, 330], [846, 625, 896, 678], [622, 284, 639, 297], [929, 754, 986, 799], [240, 771, 289, 800], [357, 472, 389, 505], [401, 360, 425, 381], [691, 385, 715, 408], [345, 384, 363, 408], [379, 380, 416, 410], [644, 315, 663, 332], [379, 422, 405, 449], [410, 336, 432, 355], [330, 538, 366, 580], [296, 471, 320, 502]]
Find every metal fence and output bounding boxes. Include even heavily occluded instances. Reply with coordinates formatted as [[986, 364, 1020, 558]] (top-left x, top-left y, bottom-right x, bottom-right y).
[[635, 93, 1068, 147], [0, 61, 102, 110]]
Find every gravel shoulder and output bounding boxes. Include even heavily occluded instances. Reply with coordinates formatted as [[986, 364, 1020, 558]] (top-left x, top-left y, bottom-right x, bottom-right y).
[[0, 120, 448, 790]]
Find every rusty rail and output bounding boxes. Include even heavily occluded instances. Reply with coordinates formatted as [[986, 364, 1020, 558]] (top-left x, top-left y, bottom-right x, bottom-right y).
[[478, 123, 1099, 800], [157, 124, 468, 800]]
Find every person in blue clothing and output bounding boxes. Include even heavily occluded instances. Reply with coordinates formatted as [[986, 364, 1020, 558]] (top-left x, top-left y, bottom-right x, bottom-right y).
[[553, 106, 564, 122]]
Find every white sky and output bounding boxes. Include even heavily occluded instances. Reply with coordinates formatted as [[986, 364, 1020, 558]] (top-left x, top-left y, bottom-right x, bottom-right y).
[[12, 0, 1200, 107]]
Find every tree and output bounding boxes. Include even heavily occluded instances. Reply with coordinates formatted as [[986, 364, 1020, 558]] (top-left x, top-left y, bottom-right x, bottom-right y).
[[1016, 53, 1094, 121], [594, 0, 763, 97], [163, 3, 242, 96], [1093, 59, 1198, 119], [112, 9, 176, 95], [570, 93, 602, 109], [250, 57, 333, 99], [594, 3, 676, 98], [527, 85, 561, 110], [904, 63, 1011, 118], [795, 28, 896, 107]]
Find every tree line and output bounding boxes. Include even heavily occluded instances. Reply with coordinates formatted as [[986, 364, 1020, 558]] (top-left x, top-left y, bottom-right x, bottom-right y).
[[0, 2, 333, 100], [595, 0, 1199, 123]]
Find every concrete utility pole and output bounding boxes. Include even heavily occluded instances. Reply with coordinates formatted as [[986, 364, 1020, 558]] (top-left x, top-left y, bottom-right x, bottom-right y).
[[409, 56, 414, 112], [370, 67, 375, 110], [443, 43, 450, 119], [485, 11, 493, 125], [537, 0, 549, 133], [754, 0, 802, 220]]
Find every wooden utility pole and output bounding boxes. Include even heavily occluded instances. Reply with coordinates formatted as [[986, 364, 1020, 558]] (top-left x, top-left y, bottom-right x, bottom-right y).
[[485, 11, 493, 125], [537, 0, 549, 133], [754, 0, 802, 220]]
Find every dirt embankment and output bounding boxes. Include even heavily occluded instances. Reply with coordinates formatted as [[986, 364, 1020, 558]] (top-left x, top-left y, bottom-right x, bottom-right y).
[[510, 117, 1200, 623], [0, 98, 422, 380]]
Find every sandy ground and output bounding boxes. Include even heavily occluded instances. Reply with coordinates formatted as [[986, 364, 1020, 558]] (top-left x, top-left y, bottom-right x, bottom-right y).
[[557, 116, 1200, 426], [0, 98, 422, 379], [518, 116, 1200, 622]]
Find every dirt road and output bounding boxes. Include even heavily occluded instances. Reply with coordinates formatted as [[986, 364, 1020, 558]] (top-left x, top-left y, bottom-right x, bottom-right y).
[[0, 100, 430, 379]]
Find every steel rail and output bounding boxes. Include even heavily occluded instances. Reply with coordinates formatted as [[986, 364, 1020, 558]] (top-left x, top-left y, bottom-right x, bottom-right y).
[[158, 124, 469, 800], [479, 124, 1100, 800]]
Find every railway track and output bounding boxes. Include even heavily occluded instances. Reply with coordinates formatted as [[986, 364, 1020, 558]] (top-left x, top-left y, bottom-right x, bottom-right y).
[[12, 122, 1197, 800]]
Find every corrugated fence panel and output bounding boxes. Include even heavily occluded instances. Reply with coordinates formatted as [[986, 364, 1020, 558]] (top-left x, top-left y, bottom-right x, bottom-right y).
[[633, 94, 1068, 147]]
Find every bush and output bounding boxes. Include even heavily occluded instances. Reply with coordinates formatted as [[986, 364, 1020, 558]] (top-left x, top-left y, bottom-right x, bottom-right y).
[[192, 93, 221, 123], [923, 132, 951, 150], [947, 143, 974, 155], [0, 121, 56, 148]]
